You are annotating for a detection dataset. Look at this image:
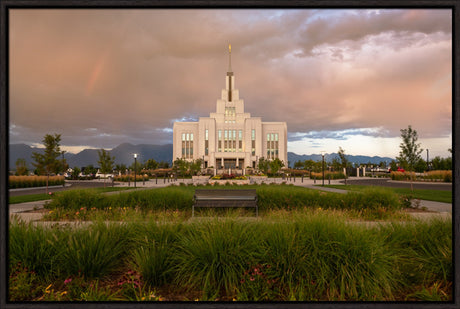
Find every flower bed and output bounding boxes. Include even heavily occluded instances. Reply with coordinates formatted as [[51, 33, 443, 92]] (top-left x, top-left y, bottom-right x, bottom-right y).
[[208, 179, 250, 185], [211, 174, 247, 180]]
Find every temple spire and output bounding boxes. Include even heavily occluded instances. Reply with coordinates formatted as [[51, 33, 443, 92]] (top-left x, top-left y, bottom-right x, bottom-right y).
[[226, 44, 233, 102], [228, 43, 232, 72]]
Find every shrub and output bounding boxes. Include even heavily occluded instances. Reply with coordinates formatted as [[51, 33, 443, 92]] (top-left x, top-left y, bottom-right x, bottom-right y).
[[113, 175, 147, 182], [310, 171, 346, 180]]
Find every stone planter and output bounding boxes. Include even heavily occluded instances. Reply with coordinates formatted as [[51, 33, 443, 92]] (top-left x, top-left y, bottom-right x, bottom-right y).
[[208, 179, 250, 185], [192, 175, 211, 185], [249, 176, 268, 184]]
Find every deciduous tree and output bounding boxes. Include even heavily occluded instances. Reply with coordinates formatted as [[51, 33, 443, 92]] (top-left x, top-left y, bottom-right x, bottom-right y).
[[257, 157, 270, 175], [31, 133, 64, 193], [15, 158, 28, 176], [397, 125, 423, 190], [338, 147, 348, 184], [97, 149, 115, 187]]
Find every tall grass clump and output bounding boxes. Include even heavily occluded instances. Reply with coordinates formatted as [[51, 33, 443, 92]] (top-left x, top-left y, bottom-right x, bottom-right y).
[[256, 185, 328, 211], [107, 187, 194, 211], [341, 187, 402, 212], [256, 185, 401, 218], [172, 219, 260, 299], [9, 217, 63, 278], [390, 172, 415, 181], [380, 218, 452, 287], [57, 222, 131, 279], [47, 189, 109, 210], [129, 222, 182, 287], [424, 170, 452, 182], [9, 175, 65, 189], [244, 212, 397, 301]]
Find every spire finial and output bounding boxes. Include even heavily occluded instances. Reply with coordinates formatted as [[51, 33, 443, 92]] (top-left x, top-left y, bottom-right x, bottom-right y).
[[228, 43, 232, 72]]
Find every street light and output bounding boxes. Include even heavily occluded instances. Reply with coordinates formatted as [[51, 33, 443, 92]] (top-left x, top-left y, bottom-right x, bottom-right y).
[[426, 149, 430, 171], [321, 151, 325, 186], [134, 153, 138, 188]]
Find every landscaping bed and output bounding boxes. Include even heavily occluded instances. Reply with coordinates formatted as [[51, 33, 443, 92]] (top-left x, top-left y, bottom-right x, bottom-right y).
[[9, 214, 452, 301], [8, 184, 452, 301]]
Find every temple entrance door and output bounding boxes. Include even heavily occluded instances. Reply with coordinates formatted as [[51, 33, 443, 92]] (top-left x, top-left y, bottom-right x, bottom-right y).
[[223, 159, 237, 169]]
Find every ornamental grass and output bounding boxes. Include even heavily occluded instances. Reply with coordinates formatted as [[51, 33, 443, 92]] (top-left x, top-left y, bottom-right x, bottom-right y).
[[9, 176, 65, 189], [9, 214, 452, 301]]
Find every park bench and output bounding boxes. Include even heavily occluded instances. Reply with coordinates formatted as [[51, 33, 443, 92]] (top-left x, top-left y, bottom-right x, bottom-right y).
[[192, 189, 258, 217]]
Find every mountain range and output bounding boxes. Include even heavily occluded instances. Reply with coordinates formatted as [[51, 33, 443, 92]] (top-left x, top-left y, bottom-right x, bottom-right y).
[[8, 143, 394, 171]]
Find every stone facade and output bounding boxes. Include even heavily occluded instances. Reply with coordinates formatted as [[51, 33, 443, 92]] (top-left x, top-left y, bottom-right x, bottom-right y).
[[173, 46, 287, 173]]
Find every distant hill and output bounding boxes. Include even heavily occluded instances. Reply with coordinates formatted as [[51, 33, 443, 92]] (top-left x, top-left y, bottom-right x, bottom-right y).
[[287, 152, 394, 166], [8, 143, 173, 170], [9, 143, 394, 170]]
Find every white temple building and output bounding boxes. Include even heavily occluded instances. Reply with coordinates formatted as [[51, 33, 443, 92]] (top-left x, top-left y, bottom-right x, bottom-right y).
[[173, 45, 287, 172]]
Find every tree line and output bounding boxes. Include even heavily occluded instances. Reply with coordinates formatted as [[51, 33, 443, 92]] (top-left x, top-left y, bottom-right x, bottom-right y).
[[14, 134, 170, 178]]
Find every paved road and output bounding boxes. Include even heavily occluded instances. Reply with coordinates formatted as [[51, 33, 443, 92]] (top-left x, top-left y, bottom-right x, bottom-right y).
[[339, 178, 452, 191]]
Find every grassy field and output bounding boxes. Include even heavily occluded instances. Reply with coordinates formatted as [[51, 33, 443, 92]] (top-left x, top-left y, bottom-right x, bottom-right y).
[[322, 185, 452, 203]]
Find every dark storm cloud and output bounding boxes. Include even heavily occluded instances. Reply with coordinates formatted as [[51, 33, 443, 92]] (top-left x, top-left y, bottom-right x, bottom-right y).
[[9, 9, 451, 154]]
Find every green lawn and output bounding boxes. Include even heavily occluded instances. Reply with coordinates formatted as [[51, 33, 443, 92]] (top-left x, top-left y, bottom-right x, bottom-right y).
[[9, 187, 134, 204], [322, 185, 452, 203], [9, 194, 52, 204]]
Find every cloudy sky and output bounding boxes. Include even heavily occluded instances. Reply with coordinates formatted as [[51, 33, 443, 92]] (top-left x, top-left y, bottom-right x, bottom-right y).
[[9, 9, 452, 158]]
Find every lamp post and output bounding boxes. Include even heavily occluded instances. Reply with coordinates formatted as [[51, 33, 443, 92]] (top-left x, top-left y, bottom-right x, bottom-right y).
[[426, 149, 430, 171], [321, 151, 325, 186], [134, 153, 137, 188]]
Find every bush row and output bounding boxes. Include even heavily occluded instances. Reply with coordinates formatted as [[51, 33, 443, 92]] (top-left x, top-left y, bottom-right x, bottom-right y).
[[9, 216, 452, 301], [113, 175, 149, 182], [47, 185, 403, 214], [391, 171, 452, 182], [9, 176, 65, 189], [310, 171, 346, 180]]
